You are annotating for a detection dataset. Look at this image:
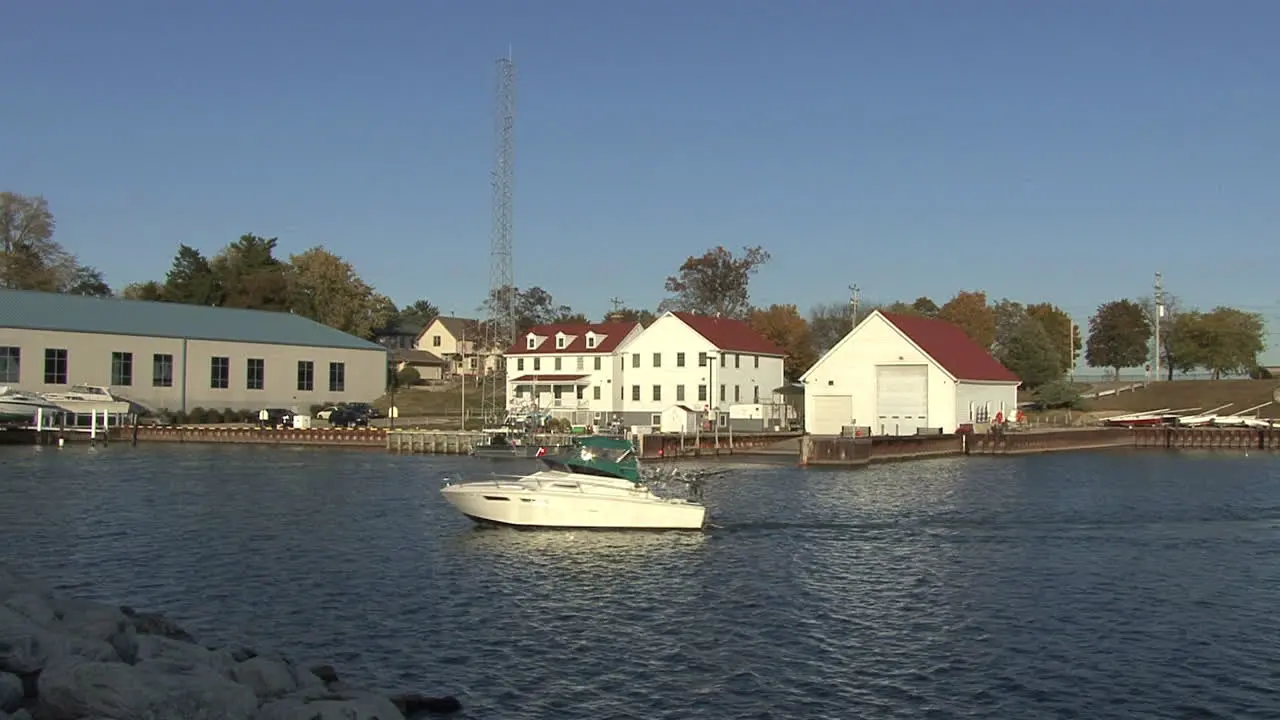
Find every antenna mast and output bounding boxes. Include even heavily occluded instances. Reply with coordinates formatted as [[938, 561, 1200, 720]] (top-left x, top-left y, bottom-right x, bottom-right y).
[[481, 53, 517, 424]]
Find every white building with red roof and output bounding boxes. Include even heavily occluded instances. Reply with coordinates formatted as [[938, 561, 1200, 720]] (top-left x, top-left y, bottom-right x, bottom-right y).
[[504, 321, 644, 424], [611, 311, 786, 430], [800, 310, 1022, 436]]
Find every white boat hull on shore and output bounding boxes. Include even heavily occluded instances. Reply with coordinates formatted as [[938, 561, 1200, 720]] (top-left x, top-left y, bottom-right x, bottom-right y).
[[441, 469, 707, 530]]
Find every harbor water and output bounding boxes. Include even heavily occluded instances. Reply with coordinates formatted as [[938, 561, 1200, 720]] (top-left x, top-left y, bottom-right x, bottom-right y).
[[1, 444, 1278, 718]]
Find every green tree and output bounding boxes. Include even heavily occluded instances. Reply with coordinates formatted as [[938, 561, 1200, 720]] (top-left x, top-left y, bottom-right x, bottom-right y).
[[659, 245, 770, 319], [395, 299, 440, 330], [808, 302, 854, 353], [997, 316, 1060, 387], [1085, 299, 1151, 378], [910, 296, 940, 317], [939, 290, 997, 349], [485, 285, 577, 337], [121, 281, 166, 301], [286, 246, 395, 338], [1177, 306, 1266, 379], [1137, 294, 1187, 381], [66, 266, 112, 296], [990, 298, 1027, 354], [211, 234, 290, 311], [603, 307, 657, 326], [0, 191, 103, 293], [163, 244, 221, 305], [1025, 303, 1081, 375]]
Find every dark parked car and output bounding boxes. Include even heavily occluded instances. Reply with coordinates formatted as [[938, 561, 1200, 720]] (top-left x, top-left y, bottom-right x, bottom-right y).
[[258, 408, 294, 428], [328, 407, 370, 428], [345, 402, 383, 419]]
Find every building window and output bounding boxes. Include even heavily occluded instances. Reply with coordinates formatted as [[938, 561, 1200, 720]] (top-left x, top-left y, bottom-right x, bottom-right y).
[[575, 385, 584, 400], [533, 358, 541, 371], [676, 352, 685, 367], [469, 357, 477, 370], [329, 362, 345, 392], [753, 386, 760, 403], [720, 354, 726, 368], [754, 355, 760, 369], [43, 349, 68, 385], [526, 336, 537, 349], [297, 361, 314, 391], [734, 385, 741, 402], [110, 352, 133, 386], [631, 353, 640, 368], [210, 356, 229, 389], [719, 384, 726, 402], [652, 385, 661, 401], [554, 357, 562, 371], [698, 352, 707, 367], [517, 358, 524, 371], [587, 336, 597, 349], [0, 347, 19, 383], [593, 386, 601, 400], [246, 358, 265, 390], [153, 354, 173, 387], [631, 385, 640, 401], [676, 385, 685, 402], [577, 357, 584, 371], [652, 353, 661, 368], [734, 354, 741, 369], [433, 335, 442, 347], [554, 386, 563, 400], [594, 357, 602, 371], [650, 413, 662, 426], [698, 384, 707, 402]]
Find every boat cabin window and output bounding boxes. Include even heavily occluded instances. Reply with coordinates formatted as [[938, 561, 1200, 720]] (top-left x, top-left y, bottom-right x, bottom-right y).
[[69, 385, 110, 397]]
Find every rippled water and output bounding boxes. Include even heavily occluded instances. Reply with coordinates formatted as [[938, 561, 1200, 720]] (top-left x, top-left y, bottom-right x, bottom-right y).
[[2, 443, 1279, 718]]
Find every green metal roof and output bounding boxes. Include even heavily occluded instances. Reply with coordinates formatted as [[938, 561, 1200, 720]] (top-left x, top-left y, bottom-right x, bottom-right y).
[[0, 289, 385, 351]]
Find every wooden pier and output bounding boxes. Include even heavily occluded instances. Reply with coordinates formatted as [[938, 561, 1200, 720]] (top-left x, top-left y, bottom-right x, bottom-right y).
[[386, 430, 577, 454]]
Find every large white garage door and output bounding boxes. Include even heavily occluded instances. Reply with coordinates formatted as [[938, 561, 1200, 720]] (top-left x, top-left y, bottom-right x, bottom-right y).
[[876, 365, 928, 436], [810, 395, 853, 435]]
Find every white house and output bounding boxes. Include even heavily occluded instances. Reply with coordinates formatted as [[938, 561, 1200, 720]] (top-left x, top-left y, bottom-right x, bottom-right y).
[[504, 320, 645, 425], [613, 311, 786, 430], [800, 310, 1021, 436]]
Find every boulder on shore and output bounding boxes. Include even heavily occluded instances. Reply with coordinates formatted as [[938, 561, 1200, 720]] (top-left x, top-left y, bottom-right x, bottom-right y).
[[0, 566, 461, 719]]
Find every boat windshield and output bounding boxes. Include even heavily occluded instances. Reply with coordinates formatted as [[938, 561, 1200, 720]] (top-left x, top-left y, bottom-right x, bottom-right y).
[[576, 445, 631, 464], [69, 385, 110, 397]]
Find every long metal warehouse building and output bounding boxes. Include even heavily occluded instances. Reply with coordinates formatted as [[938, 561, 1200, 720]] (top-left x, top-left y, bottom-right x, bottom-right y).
[[0, 288, 388, 415]]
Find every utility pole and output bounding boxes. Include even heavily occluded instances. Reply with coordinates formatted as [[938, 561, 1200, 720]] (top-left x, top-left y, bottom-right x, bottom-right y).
[[608, 296, 624, 320], [1067, 317, 1076, 380], [1153, 272, 1164, 382], [849, 284, 861, 324]]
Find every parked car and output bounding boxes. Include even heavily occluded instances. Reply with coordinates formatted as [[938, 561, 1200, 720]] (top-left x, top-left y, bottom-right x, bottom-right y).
[[345, 402, 383, 419], [258, 408, 295, 428], [315, 406, 339, 421], [328, 407, 370, 428]]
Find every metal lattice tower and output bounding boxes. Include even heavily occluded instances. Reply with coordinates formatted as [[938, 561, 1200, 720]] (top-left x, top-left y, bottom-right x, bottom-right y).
[[480, 53, 516, 424]]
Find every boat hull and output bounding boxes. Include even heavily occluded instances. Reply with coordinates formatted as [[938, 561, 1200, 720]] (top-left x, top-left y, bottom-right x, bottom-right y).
[[441, 473, 707, 530]]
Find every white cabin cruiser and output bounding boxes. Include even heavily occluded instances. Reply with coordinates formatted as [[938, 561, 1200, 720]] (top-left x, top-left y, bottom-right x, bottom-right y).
[[40, 384, 133, 415], [441, 436, 710, 530], [0, 386, 66, 424]]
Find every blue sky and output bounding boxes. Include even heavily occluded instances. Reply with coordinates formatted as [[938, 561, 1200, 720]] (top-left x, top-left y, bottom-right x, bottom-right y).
[[5, 0, 1279, 362]]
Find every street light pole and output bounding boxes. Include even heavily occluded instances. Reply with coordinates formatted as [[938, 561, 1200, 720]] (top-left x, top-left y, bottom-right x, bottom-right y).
[[459, 315, 467, 431]]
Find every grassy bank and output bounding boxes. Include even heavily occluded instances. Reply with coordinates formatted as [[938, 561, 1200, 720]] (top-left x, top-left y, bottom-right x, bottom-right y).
[[1085, 379, 1280, 418], [372, 379, 506, 417]]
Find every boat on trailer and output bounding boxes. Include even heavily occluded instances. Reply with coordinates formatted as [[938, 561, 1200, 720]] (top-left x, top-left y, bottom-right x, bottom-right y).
[[441, 435, 711, 530]]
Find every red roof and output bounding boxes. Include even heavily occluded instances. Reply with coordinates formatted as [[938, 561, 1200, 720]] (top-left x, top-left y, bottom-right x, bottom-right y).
[[671, 312, 786, 356], [509, 374, 589, 383], [506, 321, 640, 355], [879, 311, 1020, 383]]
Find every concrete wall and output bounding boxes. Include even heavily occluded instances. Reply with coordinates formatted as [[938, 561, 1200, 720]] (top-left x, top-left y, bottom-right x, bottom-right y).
[[0, 328, 387, 413]]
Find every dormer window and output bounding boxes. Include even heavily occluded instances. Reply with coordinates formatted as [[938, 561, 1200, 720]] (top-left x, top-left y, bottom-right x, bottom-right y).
[[526, 335, 537, 350], [586, 334, 597, 349], [556, 334, 567, 349]]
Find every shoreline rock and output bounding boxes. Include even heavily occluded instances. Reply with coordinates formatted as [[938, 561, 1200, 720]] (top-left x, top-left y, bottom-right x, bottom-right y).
[[0, 567, 460, 719]]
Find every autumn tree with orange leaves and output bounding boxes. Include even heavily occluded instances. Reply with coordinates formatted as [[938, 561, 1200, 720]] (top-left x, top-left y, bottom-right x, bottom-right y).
[[749, 304, 816, 381], [939, 290, 997, 349]]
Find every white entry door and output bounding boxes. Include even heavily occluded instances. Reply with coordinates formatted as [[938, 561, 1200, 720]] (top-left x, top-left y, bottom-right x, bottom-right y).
[[876, 365, 929, 435], [810, 395, 853, 435]]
